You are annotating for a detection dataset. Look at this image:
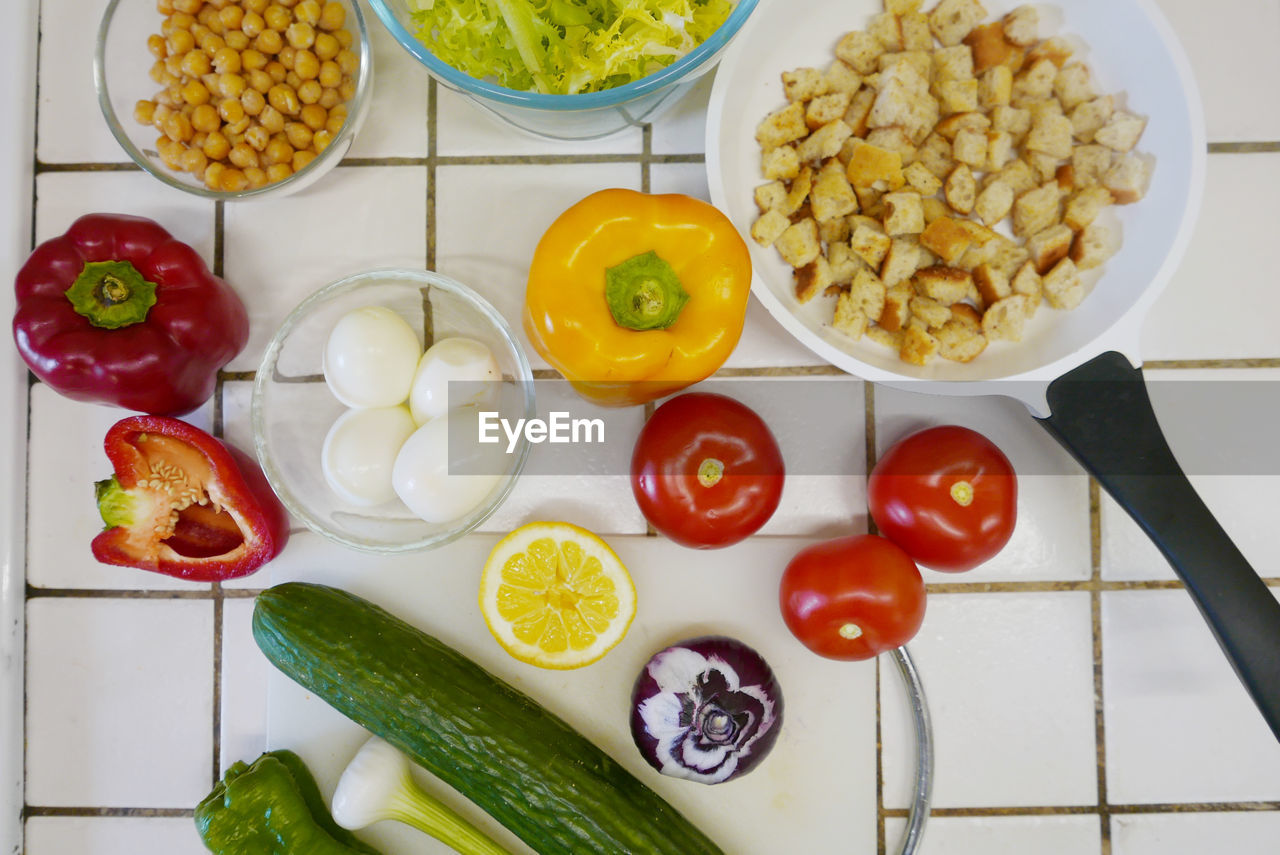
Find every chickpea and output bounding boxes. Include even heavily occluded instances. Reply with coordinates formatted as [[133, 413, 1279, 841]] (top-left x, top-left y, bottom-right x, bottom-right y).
[[181, 49, 211, 77], [218, 5, 243, 29], [247, 69, 273, 93], [324, 111, 344, 136], [180, 147, 208, 175], [152, 103, 174, 128], [291, 149, 316, 172], [259, 104, 286, 134], [240, 48, 268, 71], [224, 29, 249, 51], [158, 137, 186, 170], [191, 102, 221, 132], [278, 45, 297, 70], [134, 100, 157, 125], [284, 121, 313, 150], [244, 166, 269, 189], [202, 130, 231, 160], [264, 136, 293, 165], [311, 127, 333, 152], [203, 160, 226, 190], [317, 86, 340, 109], [255, 28, 283, 54], [245, 124, 270, 150], [228, 115, 254, 135], [218, 72, 246, 98], [218, 97, 246, 124], [243, 0, 268, 13], [181, 79, 211, 106], [335, 48, 358, 76], [191, 130, 207, 149], [163, 110, 194, 142], [293, 49, 319, 81], [264, 5, 291, 31], [317, 60, 341, 89], [267, 84, 300, 116], [297, 79, 322, 105], [147, 34, 168, 59], [241, 11, 265, 38], [173, 0, 203, 16], [318, 2, 345, 32], [162, 12, 194, 35], [149, 60, 174, 86], [212, 47, 240, 74], [241, 88, 266, 116], [334, 27, 352, 48], [219, 167, 249, 192], [286, 22, 315, 49], [266, 162, 293, 183], [285, 71, 303, 91], [167, 27, 195, 55], [229, 142, 259, 169], [264, 60, 287, 83], [197, 7, 223, 34], [313, 32, 339, 61], [157, 0, 175, 14], [197, 32, 226, 58], [337, 78, 355, 103], [296, 102, 326, 130]]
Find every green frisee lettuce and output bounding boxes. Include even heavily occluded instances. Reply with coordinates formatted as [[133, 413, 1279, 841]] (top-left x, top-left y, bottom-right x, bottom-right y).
[[406, 0, 734, 94]]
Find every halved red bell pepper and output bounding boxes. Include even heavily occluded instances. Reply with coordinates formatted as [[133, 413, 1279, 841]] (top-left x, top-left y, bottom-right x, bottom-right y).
[[92, 416, 290, 582], [12, 212, 248, 416]]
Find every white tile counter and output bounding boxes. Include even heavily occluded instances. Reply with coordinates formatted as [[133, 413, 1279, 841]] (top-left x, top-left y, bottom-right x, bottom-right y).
[[3, 1, 1279, 854]]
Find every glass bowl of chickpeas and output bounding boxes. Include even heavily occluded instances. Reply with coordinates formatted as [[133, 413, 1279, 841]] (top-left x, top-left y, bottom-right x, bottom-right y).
[[95, 0, 372, 198]]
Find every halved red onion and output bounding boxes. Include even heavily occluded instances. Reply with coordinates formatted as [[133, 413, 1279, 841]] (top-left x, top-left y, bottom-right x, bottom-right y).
[[630, 635, 783, 784]]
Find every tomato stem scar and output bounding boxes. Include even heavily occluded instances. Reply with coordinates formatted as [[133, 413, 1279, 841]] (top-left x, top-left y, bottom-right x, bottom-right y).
[[838, 623, 863, 640], [950, 480, 975, 506], [697, 457, 724, 488]]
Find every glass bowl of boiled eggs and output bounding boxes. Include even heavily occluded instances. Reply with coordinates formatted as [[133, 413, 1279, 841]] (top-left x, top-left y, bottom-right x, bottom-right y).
[[252, 268, 536, 553]]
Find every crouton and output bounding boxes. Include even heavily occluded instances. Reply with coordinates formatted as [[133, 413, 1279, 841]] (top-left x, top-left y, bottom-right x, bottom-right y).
[[762, 145, 801, 181], [883, 190, 926, 235], [909, 294, 953, 328], [935, 78, 980, 115], [944, 163, 977, 214], [848, 267, 888, 318], [855, 185, 886, 219], [755, 181, 787, 213], [1070, 221, 1118, 270], [775, 218, 822, 267], [915, 132, 954, 178], [1102, 153, 1153, 204], [881, 237, 925, 286], [868, 12, 905, 50], [985, 129, 1013, 170], [992, 157, 1036, 195], [868, 59, 933, 134], [901, 11, 934, 51], [809, 161, 860, 222], [820, 215, 854, 246], [972, 262, 1011, 305], [936, 317, 988, 362], [879, 50, 934, 79], [794, 256, 834, 303], [828, 239, 865, 283], [991, 104, 1032, 139], [1012, 58, 1057, 102], [1053, 62, 1095, 111], [825, 60, 864, 96], [1024, 151, 1064, 186], [919, 216, 974, 265], [889, 164, 933, 200], [851, 220, 893, 268], [1063, 186, 1113, 231], [899, 323, 941, 365], [845, 139, 906, 190], [866, 325, 904, 350], [1094, 111, 1148, 153], [756, 101, 808, 150], [972, 179, 1014, 227], [797, 120, 855, 164], [1070, 95, 1114, 143], [921, 196, 950, 225], [885, 0, 923, 14], [879, 282, 914, 331], [982, 294, 1034, 341], [1069, 144, 1111, 189], [1025, 113, 1074, 159], [963, 22, 1015, 73], [782, 67, 828, 103], [1026, 223, 1074, 274], [832, 290, 870, 339], [1027, 37, 1074, 68], [835, 30, 886, 75], [865, 127, 919, 163], [1001, 5, 1039, 46], [916, 265, 973, 304], [934, 45, 976, 82], [783, 165, 814, 215], [1010, 260, 1042, 303], [929, 0, 987, 47], [750, 210, 792, 247], [988, 240, 1031, 279], [1012, 181, 1061, 236], [935, 110, 991, 140], [805, 92, 854, 129], [1042, 257, 1085, 309], [979, 65, 1013, 108], [952, 127, 988, 168]]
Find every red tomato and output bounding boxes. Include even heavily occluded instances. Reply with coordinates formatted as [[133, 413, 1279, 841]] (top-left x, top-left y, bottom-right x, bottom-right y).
[[868, 425, 1017, 573], [779, 534, 926, 661], [631, 392, 784, 549]]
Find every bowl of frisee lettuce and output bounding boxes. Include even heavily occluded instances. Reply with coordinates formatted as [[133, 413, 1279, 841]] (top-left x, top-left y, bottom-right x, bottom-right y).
[[368, 0, 759, 140]]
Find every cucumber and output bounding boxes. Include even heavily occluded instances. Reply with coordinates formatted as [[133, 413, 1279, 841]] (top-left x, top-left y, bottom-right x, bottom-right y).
[[252, 582, 725, 855]]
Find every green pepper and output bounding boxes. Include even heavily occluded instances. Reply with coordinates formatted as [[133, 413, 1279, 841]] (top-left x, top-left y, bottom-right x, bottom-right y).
[[195, 750, 382, 855]]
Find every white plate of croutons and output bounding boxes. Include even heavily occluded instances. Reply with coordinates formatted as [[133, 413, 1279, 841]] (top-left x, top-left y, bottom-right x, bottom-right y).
[[707, 0, 1204, 408]]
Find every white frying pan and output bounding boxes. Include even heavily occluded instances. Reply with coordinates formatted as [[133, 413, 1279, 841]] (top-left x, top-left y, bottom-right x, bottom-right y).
[[707, 0, 1280, 740]]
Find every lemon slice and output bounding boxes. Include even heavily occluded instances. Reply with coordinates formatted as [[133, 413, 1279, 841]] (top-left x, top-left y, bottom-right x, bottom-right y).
[[480, 521, 637, 670]]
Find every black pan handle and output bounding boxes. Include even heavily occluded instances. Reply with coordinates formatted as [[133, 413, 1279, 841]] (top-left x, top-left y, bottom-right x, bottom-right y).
[[1037, 350, 1280, 742]]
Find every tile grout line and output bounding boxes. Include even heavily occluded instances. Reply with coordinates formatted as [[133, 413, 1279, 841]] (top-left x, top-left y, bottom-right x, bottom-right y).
[[866, 383, 887, 855], [426, 79, 437, 271], [211, 199, 228, 786]]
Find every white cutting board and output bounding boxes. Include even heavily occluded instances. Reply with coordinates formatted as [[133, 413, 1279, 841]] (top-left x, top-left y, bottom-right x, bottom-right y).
[[264, 531, 882, 854]]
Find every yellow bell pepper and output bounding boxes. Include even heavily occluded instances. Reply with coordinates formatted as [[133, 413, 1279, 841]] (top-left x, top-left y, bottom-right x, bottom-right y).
[[523, 188, 752, 407]]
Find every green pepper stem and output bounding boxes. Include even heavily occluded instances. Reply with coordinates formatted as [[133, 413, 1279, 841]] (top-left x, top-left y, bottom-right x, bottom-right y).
[[386, 777, 514, 855], [65, 260, 158, 329], [604, 250, 690, 331]]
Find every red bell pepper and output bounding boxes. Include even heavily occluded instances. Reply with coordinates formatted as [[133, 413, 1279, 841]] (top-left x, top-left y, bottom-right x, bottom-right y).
[[93, 416, 290, 582], [12, 213, 248, 416]]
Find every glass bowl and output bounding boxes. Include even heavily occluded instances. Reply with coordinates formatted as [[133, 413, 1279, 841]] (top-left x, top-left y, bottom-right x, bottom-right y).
[[367, 0, 759, 140], [95, 0, 373, 200], [252, 269, 536, 553]]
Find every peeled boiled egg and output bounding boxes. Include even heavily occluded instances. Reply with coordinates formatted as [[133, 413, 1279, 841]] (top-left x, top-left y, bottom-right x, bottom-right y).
[[408, 337, 502, 425], [321, 405, 418, 506], [392, 407, 504, 523], [324, 306, 422, 408]]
